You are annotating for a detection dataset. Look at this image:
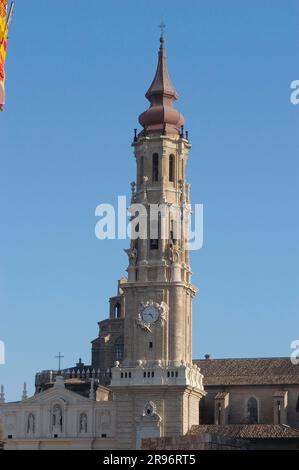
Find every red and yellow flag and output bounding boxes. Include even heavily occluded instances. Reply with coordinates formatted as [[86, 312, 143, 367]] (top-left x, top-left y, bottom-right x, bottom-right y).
[[0, 1, 13, 112]]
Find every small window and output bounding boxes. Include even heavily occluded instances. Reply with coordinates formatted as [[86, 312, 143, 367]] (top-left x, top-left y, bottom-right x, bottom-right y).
[[114, 338, 124, 362], [152, 153, 159, 182], [277, 400, 281, 424], [150, 216, 160, 250], [149, 342, 153, 349], [101, 434, 107, 438], [150, 239, 159, 250], [169, 155, 175, 182], [296, 395, 299, 412], [115, 303, 121, 318], [247, 397, 258, 423]]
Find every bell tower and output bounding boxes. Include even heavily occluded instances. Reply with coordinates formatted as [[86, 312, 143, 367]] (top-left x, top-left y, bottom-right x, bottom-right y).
[[110, 35, 205, 449]]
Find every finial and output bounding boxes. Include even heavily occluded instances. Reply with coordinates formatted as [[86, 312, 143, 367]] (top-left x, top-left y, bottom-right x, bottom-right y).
[[130, 181, 136, 203], [76, 357, 84, 368], [180, 125, 184, 138], [22, 382, 28, 400], [133, 128, 138, 142], [159, 21, 166, 40], [185, 130, 189, 141], [0, 384, 5, 403]]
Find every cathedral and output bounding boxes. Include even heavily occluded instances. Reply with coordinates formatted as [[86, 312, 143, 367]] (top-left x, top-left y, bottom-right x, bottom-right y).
[[0, 35, 299, 451]]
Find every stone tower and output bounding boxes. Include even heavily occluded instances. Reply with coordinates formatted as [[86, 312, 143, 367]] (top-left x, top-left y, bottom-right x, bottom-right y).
[[109, 35, 205, 449]]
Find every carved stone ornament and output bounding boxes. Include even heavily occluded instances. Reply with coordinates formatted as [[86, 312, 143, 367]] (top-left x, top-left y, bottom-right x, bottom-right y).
[[124, 246, 138, 266], [136, 300, 168, 331]]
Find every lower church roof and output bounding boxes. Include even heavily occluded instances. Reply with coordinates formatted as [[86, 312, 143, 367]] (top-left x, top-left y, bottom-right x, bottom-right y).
[[194, 357, 299, 386], [189, 424, 299, 439]]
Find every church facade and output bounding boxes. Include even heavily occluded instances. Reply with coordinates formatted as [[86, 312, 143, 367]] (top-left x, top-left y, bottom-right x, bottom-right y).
[[1, 36, 299, 451]]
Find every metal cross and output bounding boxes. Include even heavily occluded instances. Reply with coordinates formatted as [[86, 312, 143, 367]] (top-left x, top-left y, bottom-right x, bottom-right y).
[[159, 21, 166, 37], [55, 352, 64, 371]]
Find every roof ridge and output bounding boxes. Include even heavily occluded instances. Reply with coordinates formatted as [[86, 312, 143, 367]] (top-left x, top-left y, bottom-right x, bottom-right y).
[[194, 357, 291, 361]]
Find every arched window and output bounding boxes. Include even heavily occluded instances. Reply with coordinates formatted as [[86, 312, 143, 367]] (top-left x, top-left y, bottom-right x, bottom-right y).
[[169, 154, 175, 182], [247, 397, 258, 423], [115, 303, 121, 318], [139, 156, 144, 186], [152, 153, 159, 182], [114, 337, 124, 362], [170, 219, 177, 242], [217, 402, 222, 425]]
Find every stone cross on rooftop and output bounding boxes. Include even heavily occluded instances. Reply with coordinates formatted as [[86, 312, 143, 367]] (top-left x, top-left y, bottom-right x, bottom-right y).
[[55, 352, 64, 372]]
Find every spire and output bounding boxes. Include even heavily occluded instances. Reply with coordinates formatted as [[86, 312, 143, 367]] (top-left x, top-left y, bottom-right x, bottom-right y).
[[138, 35, 184, 136], [145, 35, 178, 102], [89, 378, 95, 400], [22, 382, 28, 400]]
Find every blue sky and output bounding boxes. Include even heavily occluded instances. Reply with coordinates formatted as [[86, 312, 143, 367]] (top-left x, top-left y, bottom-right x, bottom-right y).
[[0, 0, 298, 401]]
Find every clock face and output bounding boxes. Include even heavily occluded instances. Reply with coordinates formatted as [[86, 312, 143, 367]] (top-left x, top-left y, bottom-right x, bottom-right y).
[[142, 305, 160, 324]]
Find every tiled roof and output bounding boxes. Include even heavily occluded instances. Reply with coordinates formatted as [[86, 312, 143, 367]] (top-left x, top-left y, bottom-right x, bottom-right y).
[[194, 357, 299, 386], [189, 424, 299, 439]]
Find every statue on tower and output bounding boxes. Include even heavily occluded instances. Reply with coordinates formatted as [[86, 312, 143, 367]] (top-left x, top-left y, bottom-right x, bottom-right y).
[[79, 413, 88, 433], [52, 404, 63, 432], [27, 413, 35, 434], [124, 246, 138, 266], [169, 240, 181, 264]]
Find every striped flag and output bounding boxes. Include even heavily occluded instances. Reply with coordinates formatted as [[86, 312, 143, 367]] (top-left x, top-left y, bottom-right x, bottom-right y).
[[0, 1, 14, 112]]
